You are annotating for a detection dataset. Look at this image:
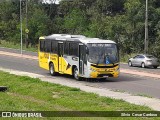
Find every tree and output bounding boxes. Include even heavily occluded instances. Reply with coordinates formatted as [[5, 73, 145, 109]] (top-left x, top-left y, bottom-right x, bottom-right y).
[[64, 9, 88, 34], [27, 6, 50, 46]]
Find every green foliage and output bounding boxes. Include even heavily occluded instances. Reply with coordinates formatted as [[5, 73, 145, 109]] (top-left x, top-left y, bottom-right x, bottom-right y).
[[64, 9, 88, 34], [0, 0, 160, 59], [28, 7, 50, 45], [0, 1, 19, 41]]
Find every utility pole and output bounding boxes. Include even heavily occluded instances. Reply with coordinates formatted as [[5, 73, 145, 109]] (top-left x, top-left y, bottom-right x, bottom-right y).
[[20, 0, 23, 55], [144, 0, 148, 54], [25, 0, 29, 48]]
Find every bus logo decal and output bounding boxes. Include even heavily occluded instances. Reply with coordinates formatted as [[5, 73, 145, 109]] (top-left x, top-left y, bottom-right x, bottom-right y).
[[66, 63, 71, 70]]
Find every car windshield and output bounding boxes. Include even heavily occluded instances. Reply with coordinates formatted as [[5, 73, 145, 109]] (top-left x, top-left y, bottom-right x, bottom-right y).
[[87, 43, 119, 64]]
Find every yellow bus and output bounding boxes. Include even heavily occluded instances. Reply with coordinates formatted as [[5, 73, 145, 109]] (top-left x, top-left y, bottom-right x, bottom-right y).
[[38, 34, 119, 80]]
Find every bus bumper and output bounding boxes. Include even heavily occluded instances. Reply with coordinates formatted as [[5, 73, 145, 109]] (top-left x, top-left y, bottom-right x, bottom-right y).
[[90, 71, 119, 78]]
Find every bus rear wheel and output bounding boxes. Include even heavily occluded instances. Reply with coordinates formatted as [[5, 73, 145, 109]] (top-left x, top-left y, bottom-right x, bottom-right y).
[[49, 63, 56, 76]]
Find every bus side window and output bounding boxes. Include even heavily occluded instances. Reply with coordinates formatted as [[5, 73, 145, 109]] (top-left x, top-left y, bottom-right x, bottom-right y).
[[45, 40, 51, 52], [44, 40, 51, 53], [69, 42, 78, 56], [40, 41, 44, 52], [44, 40, 47, 52], [64, 42, 69, 55], [51, 41, 53, 53], [51, 41, 57, 54], [55, 41, 58, 53]]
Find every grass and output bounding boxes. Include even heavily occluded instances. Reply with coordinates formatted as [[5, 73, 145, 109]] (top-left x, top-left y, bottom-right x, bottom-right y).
[[0, 40, 37, 52], [0, 71, 158, 119]]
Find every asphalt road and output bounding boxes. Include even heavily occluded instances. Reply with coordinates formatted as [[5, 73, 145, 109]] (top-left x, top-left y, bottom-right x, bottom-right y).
[[120, 63, 160, 75], [0, 47, 160, 99]]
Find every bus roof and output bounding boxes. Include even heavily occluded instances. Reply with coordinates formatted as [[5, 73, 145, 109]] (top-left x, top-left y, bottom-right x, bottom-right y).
[[40, 34, 116, 44], [79, 38, 116, 44], [44, 34, 86, 39]]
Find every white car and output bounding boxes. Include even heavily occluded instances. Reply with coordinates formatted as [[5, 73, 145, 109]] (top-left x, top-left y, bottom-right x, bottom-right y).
[[128, 54, 159, 69]]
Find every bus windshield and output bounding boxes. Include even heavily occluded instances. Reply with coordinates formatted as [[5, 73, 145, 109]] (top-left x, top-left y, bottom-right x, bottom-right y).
[[87, 43, 119, 64]]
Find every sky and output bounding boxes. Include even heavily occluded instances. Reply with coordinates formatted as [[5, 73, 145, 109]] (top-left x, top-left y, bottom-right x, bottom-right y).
[[43, 0, 74, 4], [43, 0, 61, 4]]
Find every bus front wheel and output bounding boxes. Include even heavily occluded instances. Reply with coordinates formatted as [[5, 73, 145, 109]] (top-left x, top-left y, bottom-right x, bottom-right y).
[[73, 67, 79, 80], [49, 63, 56, 76]]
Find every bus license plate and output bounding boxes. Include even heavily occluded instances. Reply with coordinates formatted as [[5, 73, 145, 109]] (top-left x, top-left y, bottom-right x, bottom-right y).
[[103, 76, 109, 78]]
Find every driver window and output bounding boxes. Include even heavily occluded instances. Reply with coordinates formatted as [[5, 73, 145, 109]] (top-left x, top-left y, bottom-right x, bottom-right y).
[[139, 55, 144, 59], [134, 55, 139, 59]]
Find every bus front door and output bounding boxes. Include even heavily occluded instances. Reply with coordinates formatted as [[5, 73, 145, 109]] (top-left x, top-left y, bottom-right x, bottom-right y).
[[79, 44, 85, 75], [58, 42, 63, 72]]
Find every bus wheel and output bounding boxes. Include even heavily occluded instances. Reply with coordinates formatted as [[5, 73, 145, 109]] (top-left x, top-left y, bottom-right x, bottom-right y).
[[73, 67, 79, 80], [49, 63, 56, 76]]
